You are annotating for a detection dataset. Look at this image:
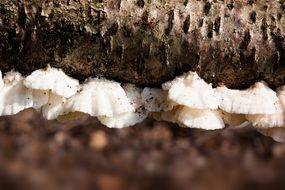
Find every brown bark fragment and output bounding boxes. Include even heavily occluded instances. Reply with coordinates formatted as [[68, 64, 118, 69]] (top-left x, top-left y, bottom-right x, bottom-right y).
[[0, 0, 285, 88]]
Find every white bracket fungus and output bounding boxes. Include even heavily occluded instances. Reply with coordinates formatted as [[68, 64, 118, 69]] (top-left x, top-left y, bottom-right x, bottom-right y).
[[42, 93, 68, 120], [24, 66, 79, 98], [97, 84, 147, 128], [65, 78, 134, 117], [0, 72, 33, 116], [162, 72, 218, 109], [0, 67, 285, 142], [246, 86, 285, 128], [176, 106, 225, 130], [216, 82, 280, 114]]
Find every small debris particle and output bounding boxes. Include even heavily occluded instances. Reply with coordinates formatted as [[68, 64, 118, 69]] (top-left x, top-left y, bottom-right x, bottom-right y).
[[89, 131, 108, 150]]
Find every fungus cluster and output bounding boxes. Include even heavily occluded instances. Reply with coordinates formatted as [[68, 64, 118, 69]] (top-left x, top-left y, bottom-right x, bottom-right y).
[[0, 66, 285, 142]]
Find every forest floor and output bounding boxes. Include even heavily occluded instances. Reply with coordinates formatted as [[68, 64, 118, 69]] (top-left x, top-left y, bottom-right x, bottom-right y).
[[0, 109, 284, 190]]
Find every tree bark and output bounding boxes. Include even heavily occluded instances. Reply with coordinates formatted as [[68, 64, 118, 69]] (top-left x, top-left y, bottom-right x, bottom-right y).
[[0, 0, 284, 88]]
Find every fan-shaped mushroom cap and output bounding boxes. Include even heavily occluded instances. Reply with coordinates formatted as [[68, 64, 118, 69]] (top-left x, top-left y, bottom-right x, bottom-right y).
[[65, 78, 134, 117], [162, 72, 218, 109], [246, 85, 285, 128], [0, 72, 33, 115], [216, 82, 280, 114], [98, 84, 147, 128], [42, 93, 67, 120], [176, 106, 225, 130], [98, 109, 147, 128], [256, 128, 285, 143], [23, 66, 79, 98], [142, 87, 174, 112]]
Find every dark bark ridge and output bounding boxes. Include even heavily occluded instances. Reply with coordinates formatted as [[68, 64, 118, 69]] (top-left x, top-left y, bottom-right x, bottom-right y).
[[0, 0, 284, 89]]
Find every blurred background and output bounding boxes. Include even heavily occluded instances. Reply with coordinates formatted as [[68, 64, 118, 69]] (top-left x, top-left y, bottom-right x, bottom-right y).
[[0, 109, 285, 190]]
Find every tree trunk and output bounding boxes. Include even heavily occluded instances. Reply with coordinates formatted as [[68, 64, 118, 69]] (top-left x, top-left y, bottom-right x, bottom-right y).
[[0, 0, 284, 88]]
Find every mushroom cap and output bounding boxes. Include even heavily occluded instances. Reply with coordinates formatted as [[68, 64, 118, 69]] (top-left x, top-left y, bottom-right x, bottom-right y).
[[246, 85, 285, 128], [216, 82, 280, 114], [98, 108, 147, 128], [142, 87, 174, 112], [176, 106, 225, 130], [24, 66, 79, 98], [42, 93, 67, 120], [256, 128, 285, 143], [0, 72, 33, 115], [65, 78, 134, 117], [98, 84, 147, 128], [162, 72, 218, 109]]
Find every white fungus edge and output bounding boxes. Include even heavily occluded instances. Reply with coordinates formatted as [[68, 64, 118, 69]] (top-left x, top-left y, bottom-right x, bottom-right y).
[[0, 68, 285, 142]]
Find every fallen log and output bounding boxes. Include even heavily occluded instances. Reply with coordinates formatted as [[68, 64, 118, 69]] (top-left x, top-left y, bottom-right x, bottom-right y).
[[0, 0, 284, 88]]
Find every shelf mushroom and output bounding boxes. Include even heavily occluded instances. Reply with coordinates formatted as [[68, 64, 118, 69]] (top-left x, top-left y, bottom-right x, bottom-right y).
[[0, 66, 284, 142], [0, 72, 33, 115], [24, 66, 79, 98], [65, 78, 134, 118], [98, 84, 147, 128], [176, 106, 225, 130], [246, 85, 285, 128], [216, 82, 280, 115], [162, 72, 218, 110]]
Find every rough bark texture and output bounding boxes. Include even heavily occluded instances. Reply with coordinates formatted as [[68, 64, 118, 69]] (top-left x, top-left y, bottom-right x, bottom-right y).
[[0, 0, 284, 88]]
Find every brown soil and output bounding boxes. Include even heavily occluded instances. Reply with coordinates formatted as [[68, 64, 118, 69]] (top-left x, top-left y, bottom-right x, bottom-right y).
[[0, 109, 284, 190]]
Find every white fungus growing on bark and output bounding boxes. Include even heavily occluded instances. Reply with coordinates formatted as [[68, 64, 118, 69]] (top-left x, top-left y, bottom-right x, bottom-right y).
[[246, 86, 285, 128], [0, 72, 33, 116], [98, 84, 147, 128], [65, 78, 134, 117], [176, 106, 225, 130], [42, 93, 67, 120], [216, 82, 280, 114], [0, 67, 285, 142], [24, 66, 80, 98], [162, 72, 218, 109]]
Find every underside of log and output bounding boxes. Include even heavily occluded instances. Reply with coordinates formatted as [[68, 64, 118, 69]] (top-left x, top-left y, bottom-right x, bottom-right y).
[[0, 0, 284, 88]]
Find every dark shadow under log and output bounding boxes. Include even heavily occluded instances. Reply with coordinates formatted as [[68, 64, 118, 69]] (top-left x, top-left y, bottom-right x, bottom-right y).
[[0, 0, 285, 88]]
